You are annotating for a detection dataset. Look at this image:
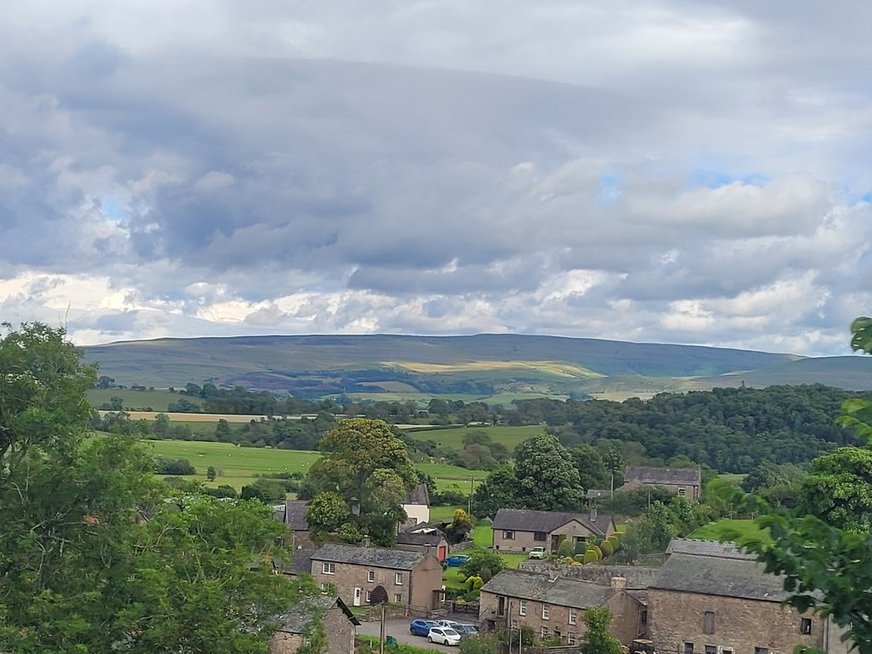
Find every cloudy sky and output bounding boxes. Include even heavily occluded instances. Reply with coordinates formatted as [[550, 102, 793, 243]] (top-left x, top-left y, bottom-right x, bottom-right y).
[[1, 1, 871, 354]]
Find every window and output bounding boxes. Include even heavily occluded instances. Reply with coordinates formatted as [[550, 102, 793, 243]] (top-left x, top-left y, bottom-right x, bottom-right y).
[[541, 626, 549, 638], [519, 600, 527, 616], [534, 531, 547, 542], [641, 610, 648, 624], [678, 487, 687, 496], [395, 572, 403, 586], [722, 649, 733, 654], [510, 620, 518, 630], [567, 633, 577, 646], [801, 618, 812, 635], [365, 590, 372, 602], [321, 562, 336, 575], [754, 648, 769, 654], [703, 611, 715, 635], [503, 530, 515, 540], [542, 604, 550, 620], [568, 608, 577, 625], [705, 646, 716, 654], [367, 570, 375, 582], [394, 593, 402, 603], [684, 643, 694, 654]]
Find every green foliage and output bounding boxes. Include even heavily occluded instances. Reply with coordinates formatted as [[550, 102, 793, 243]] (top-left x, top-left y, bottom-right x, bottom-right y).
[[0, 324, 315, 653], [460, 550, 505, 579], [459, 633, 502, 654], [464, 575, 484, 590], [206, 465, 217, 481], [306, 491, 351, 533], [581, 607, 623, 654], [336, 521, 363, 543], [582, 549, 599, 564], [154, 456, 197, 475], [470, 466, 521, 518], [558, 538, 575, 558], [497, 626, 535, 646], [446, 508, 474, 544], [796, 447, 872, 532], [514, 434, 586, 511], [599, 540, 614, 556]]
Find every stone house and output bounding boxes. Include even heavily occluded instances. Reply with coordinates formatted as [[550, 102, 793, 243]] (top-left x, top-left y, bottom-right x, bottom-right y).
[[491, 508, 616, 553], [310, 543, 443, 611], [623, 467, 702, 500], [400, 483, 431, 530], [648, 539, 848, 654], [269, 595, 359, 654], [274, 500, 313, 549], [394, 524, 449, 562], [479, 570, 646, 645]]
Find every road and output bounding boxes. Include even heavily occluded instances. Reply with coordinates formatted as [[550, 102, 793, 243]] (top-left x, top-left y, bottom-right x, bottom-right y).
[[357, 618, 458, 653]]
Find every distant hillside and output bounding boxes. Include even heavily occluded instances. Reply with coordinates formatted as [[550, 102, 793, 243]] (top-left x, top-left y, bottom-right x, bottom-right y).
[[82, 333, 872, 399]]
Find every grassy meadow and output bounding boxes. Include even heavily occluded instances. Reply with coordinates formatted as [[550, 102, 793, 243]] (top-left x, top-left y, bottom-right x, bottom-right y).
[[406, 424, 545, 449], [147, 439, 488, 491], [688, 518, 769, 544]]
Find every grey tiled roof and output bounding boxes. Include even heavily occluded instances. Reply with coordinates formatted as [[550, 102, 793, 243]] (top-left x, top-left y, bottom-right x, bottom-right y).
[[403, 483, 430, 506], [667, 538, 756, 560], [492, 509, 613, 536], [625, 466, 701, 485], [283, 500, 310, 531], [277, 595, 359, 633], [652, 553, 790, 602], [311, 543, 427, 570], [481, 570, 615, 609]]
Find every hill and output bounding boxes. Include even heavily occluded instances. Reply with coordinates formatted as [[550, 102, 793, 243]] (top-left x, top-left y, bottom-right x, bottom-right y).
[[82, 333, 872, 399]]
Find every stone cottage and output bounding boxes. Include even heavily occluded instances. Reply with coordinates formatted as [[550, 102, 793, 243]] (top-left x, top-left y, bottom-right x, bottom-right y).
[[491, 508, 616, 553], [269, 595, 359, 654]]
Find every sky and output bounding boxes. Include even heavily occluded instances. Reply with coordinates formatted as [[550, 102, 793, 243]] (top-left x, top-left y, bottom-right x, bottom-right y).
[[1, 1, 871, 355]]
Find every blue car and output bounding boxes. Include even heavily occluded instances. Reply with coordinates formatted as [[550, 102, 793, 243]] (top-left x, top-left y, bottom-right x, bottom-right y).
[[410, 619, 439, 637], [443, 554, 470, 568]]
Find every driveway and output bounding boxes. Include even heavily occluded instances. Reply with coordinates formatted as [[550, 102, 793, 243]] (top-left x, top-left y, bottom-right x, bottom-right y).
[[358, 618, 458, 653]]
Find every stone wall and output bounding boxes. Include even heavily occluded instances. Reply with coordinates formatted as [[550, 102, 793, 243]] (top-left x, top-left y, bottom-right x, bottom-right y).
[[647, 589, 822, 654]]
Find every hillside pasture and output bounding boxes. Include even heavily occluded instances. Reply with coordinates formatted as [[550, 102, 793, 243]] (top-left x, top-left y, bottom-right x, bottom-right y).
[[146, 439, 487, 491], [688, 518, 769, 545], [407, 424, 545, 449]]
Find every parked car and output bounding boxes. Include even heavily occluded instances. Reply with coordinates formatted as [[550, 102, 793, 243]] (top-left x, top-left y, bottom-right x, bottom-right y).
[[433, 619, 463, 629], [454, 624, 479, 639], [529, 546, 548, 559], [428, 627, 462, 646], [409, 619, 439, 637], [443, 554, 470, 568]]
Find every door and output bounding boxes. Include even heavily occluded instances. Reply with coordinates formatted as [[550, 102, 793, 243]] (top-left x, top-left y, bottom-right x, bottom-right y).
[[353, 587, 362, 607]]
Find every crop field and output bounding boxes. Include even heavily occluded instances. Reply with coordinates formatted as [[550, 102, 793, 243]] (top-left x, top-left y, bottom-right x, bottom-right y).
[[407, 424, 545, 449], [146, 439, 488, 491]]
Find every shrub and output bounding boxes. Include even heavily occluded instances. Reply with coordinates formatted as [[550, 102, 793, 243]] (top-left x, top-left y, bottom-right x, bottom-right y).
[[154, 457, 196, 476], [588, 545, 603, 560], [465, 575, 484, 591], [573, 553, 585, 563], [204, 484, 238, 499], [557, 538, 574, 558], [582, 549, 599, 564], [600, 540, 614, 557], [460, 550, 505, 579]]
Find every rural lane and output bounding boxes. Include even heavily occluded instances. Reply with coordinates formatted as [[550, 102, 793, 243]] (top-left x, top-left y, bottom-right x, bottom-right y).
[[357, 618, 456, 652]]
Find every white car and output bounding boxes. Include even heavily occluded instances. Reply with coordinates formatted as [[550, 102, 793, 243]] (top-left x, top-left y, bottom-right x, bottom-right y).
[[428, 627, 462, 646], [433, 619, 463, 629]]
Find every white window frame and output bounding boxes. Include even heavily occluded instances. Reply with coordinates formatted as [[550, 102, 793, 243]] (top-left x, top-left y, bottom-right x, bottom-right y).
[[394, 593, 402, 604], [367, 570, 375, 582], [395, 572, 403, 586], [503, 530, 515, 540], [568, 608, 577, 625], [542, 604, 550, 620], [541, 626, 549, 638], [568, 633, 577, 646], [322, 562, 336, 575], [365, 590, 372, 602], [519, 600, 527, 616]]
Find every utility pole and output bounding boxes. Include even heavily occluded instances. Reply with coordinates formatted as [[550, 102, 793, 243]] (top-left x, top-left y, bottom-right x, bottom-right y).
[[468, 476, 474, 514], [378, 605, 386, 654]]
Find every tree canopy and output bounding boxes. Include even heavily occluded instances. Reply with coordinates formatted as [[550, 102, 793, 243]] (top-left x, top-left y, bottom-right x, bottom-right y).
[[0, 324, 313, 653]]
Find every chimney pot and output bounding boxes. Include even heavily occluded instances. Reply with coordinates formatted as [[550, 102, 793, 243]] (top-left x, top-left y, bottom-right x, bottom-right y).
[[610, 576, 627, 591]]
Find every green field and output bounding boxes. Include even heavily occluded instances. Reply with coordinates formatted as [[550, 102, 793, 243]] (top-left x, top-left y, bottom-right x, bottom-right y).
[[688, 518, 769, 544], [407, 424, 545, 449], [88, 388, 194, 411], [146, 439, 488, 491]]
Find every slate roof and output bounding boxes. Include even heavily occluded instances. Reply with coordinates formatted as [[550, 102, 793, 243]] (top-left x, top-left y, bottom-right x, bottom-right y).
[[403, 483, 430, 506], [276, 595, 360, 634], [652, 552, 790, 602], [272, 548, 316, 576], [395, 531, 446, 546], [481, 570, 616, 609], [311, 543, 428, 570], [625, 466, 701, 486], [492, 508, 613, 537], [282, 500, 310, 531], [667, 538, 755, 560]]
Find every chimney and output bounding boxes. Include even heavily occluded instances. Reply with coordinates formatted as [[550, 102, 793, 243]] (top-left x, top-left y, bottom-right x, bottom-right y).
[[590, 506, 598, 521], [610, 576, 627, 591], [362, 535, 371, 548]]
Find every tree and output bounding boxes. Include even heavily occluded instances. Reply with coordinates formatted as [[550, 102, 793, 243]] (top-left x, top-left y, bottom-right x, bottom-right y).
[[513, 434, 585, 511], [206, 465, 217, 481], [460, 550, 505, 580], [736, 317, 872, 654], [307, 491, 351, 534], [580, 607, 623, 654], [470, 466, 520, 518], [445, 508, 474, 544], [306, 419, 416, 545], [0, 324, 314, 652], [796, 447, 872, 532], [570, 444, 610, 491]]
